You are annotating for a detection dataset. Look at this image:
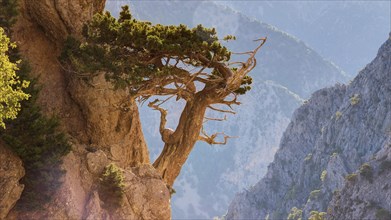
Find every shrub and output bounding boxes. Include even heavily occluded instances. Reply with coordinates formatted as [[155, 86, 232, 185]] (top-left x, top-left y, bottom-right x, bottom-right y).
[[350, 94, 360, 105], [359, 163, 373, 183], [335, 111, 342, 120], [308, 211, 326, 220], [287, 207, 302, 220], [320, 170, 327, 182], [304, 153, 313, 162], [0, 0, 18, 31], [0, 27, 30, 128], [346, 173, 358, 182], [309, 189, 321, 200], [376, 208, 391, 220], [99, 163, 126, 208]]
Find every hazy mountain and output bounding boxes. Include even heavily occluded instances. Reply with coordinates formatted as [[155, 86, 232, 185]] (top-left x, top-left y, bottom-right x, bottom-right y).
[[105, 1, 348, 218], [227, 35, 391, 219], [218, 1, 390, 76]]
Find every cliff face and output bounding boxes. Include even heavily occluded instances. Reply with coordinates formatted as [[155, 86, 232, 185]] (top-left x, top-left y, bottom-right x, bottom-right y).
[[1, 0, 170, 219], [226, 35, 391, 219], [0, 143, 24, 219], [328, 139, 391, 220]]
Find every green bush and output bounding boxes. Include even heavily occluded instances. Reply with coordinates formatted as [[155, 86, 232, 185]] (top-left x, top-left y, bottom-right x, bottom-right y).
[[335, 111, 342, 120], [99, 163, 126, 208], [359, 163, 373, 183], [287, 207, 302, 220], [309, 189, 321, 200], [331, 152, 338, 158], [320, 170, 327, 182], [376, 208, 391, 220], [0, 0, 18, 31], [0, 27, 30, 129], [304, 153, 313, 162], [350, 94, 360, 106], [308, 211, 326, 220], [346, 173, 358, 182]]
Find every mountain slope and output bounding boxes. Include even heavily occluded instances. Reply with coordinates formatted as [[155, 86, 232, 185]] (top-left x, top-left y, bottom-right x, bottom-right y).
[[226, 34, 391, 219], [220, 1, 390, 76]]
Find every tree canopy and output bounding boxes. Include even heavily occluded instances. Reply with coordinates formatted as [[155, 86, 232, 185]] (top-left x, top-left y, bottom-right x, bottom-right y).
[[0, 27, 29, 128], [62, 5, 266, 186]]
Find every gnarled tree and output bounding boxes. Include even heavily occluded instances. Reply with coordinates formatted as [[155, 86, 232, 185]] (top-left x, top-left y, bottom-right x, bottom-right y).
[[62, 6, 266, 187]]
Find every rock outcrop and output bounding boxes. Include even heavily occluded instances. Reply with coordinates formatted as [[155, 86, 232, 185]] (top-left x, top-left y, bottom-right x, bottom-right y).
[[2, 0, 170, 219], [328, 139, 391, 220], [24, 0, 105, 42], [68, 74, 150, 167], [7, 144, 170, 220], [0, 143, 24, 220], [226, 35, 391, 219]]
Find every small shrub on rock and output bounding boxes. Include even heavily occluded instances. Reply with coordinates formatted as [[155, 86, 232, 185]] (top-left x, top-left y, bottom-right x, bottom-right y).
[[359, 163, 373, 183], [376, 208, 391, 220], [99, 163, 126, 208]]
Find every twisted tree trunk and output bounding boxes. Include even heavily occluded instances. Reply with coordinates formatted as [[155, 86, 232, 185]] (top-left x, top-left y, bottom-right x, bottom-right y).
[[153, 94, 209, 187]]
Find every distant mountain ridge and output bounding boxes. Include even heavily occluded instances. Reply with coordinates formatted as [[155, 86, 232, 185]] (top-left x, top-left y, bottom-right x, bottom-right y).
[[226, 34, 391, 219], [105, 1, 349, 218], [220, 1, 390, 76]]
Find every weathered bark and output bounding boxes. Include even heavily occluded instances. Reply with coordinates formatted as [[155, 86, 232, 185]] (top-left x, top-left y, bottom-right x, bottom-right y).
[[151, 39, 266, 186], [153, 95, 209, 187]]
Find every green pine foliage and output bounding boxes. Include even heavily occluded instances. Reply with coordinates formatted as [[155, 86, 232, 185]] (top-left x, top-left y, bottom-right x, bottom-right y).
[[346, 173, 358, 182], [320, 170, 327, 182], [309, 189, 321, 200], [61, 5, 252, 95], [359, 163, 373, 183], [0, 0, 18, 32], [308, 211, 326, 220], [287, 207, 303, 220], [99, 163, 126, 208]]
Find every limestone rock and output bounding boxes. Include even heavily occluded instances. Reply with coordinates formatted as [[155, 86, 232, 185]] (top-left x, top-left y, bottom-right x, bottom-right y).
[[86, 150, 109, 175], [110, 165, 171, 220], [0, 143, 25, 220], [83, 191, 105, 220], [24, 0, 105, 42], [69, 74, 150, 167], [328, 140, 391, 220], [8, 145, 170, 220]]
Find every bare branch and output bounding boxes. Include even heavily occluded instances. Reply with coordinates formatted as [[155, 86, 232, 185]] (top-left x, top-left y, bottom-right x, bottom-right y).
[[148, 99, 174, 143], [218, 94, 241, 109], [207, 105, 236, 114], [204, 115, 227, 123], [198, 127, 237, 145]]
